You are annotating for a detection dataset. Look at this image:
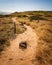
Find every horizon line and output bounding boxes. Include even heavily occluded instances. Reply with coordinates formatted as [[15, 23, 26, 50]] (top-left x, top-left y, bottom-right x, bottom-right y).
[[0, 10, 52, 13]]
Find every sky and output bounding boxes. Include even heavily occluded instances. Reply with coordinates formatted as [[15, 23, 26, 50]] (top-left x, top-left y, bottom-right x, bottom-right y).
[[0, 0, 52, 12]]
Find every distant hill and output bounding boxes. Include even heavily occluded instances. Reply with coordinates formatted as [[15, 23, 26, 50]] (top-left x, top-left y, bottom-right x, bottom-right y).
[[0, 11, 10, 15], [0, 11, 52, 15], [10, 12, 18, 15]]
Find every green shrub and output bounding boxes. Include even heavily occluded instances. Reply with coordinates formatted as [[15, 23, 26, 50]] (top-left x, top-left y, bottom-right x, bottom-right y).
[[0, 39, 6, 45], [17, 15, 27, 18], [29, 15, 47, 21], [22, 15, 28, 17], [17, 15, 22, 17]]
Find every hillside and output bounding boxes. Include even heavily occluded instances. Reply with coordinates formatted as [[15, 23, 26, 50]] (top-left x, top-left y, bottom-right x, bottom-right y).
[[0, 11, 52, 65]]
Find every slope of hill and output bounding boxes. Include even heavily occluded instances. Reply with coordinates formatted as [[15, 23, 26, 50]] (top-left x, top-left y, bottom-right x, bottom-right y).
[[0, 11, 10, 15], [0, 11, 52, 65]]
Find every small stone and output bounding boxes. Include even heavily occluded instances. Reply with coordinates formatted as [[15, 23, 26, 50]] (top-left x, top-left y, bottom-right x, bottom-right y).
[[9, 58, 13, 60], [20, 58, 23, 61]]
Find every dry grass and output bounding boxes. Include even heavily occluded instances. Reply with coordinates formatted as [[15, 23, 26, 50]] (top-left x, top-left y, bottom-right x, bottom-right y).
[[0, 11, 52, 65], [15, 11, 52, 65], [0, 17, 26, 52], [31, 21, 52, 65]]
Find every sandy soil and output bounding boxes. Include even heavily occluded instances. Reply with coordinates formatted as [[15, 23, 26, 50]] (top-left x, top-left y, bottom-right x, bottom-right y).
[[0, 18, 38, 65]]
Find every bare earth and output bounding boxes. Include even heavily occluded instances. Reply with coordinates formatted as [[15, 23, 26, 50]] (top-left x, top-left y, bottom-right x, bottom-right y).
[[0, 18, 38, 65]]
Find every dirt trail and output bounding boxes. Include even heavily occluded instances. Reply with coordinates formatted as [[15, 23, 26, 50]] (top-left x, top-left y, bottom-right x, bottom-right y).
[[0, 17, 38, 65]]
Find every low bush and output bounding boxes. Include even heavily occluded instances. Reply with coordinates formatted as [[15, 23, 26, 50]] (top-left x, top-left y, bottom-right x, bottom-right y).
[[29, 15, 47, 21]]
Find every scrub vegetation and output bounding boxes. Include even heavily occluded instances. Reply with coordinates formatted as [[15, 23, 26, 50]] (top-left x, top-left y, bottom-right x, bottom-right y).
[[0, 11, 52, 65]]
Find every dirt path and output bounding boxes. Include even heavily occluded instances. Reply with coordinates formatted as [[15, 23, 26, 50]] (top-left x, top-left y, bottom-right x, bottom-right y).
[[0, 17, 38, 65]]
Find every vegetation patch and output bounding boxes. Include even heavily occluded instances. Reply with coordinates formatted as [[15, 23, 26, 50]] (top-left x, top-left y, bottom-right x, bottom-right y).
[[0, 17, 26, 53], [29, 15, 47, 21]]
